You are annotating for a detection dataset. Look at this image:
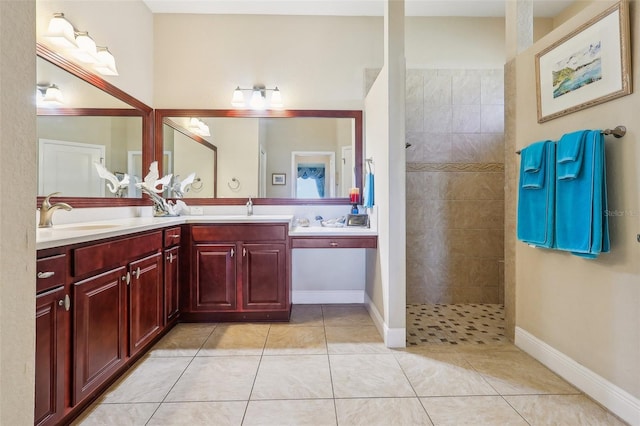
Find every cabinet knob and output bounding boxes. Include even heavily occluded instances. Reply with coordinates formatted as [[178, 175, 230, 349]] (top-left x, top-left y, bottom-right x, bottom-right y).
[[329, 242, 339, 247], [122, 272, 131, 285], [58, 294, 70, 311], [230, 248, 234, 258], [37, 271, 55, 279], [135, 267, 141, 279], [166, 253, 175, 263]]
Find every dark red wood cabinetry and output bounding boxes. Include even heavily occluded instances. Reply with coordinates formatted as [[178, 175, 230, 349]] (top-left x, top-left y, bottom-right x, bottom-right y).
[[35, 285, 67, 426], [163, 227, 181, 324], [72, 267, 127, 404], [184, 223, 291, 321], [128, 253, 163, 356]]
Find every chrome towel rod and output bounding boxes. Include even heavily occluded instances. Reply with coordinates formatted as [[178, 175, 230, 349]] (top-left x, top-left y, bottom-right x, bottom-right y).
[[516, 125, 626, 155]]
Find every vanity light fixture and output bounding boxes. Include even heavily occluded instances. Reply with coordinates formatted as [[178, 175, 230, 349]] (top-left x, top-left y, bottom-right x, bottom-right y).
[[95, 47, 118, 76], [188, 117, 211, 137], [44, 12, 77, 48], [72, 31, 99, 63], [231, 85, 283, 110], [43, 13, 119, 76], [36, 84, 64, 106]]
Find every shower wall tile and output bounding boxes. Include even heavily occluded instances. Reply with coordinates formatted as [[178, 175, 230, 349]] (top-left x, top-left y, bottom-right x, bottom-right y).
[[448, 200, 505, 230], [424, 75, 452, 106], [481, 105, 505, 133], [406, 71, 425, 133], [424, 105, 452, 134], [452, 73, 481, 105], [452, 105, 481, 133], [481, 70, 505, 105], [447, 172, 504, 200], [451, 133, 504, 164], [405, 134, 425, 162], [405, 67, 504, 305], [448, 229, 504, 258], [424, 133, 453, 163]]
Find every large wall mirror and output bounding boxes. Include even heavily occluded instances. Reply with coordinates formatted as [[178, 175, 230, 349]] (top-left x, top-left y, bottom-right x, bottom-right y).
[[36, 43, 153, 208], [154, 109, 363, 205]]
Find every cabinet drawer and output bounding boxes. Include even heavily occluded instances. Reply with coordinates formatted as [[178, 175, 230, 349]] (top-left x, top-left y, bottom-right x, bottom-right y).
[[36, 254, 66, 293], [72, 231, 163, 277], [164, 227, 182, 247], [192, 224, 287, 242], [290, 236, 377, 249]]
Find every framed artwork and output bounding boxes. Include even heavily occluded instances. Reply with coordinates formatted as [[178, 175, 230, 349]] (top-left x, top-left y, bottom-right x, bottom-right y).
[[535, 0, 631, 123], [272, 173, 286, 185]]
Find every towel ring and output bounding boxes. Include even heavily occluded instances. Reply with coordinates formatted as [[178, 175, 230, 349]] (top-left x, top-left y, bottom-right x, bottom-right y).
[[227, 177, 240, 191]]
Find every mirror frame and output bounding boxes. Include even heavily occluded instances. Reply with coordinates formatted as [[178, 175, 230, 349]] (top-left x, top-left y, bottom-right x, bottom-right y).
[[154, 109, 363, 205], [36, 43, 154, 208]]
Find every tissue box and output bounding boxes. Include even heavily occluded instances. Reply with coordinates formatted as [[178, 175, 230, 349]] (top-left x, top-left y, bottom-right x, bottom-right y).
[[346, 214, 369, 227]]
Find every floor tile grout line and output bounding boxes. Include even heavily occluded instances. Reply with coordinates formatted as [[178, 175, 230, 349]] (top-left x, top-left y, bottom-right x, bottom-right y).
[[144, 324, 220, 422], [499, 394, 533, 426], [321, 308, 340, 425], [143, 354, 199, 425], [240, 323, 271, 425]]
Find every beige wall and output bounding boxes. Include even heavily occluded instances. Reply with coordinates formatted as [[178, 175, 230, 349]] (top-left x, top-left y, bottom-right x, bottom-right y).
[[513, 0, 640, 401], [0, 1, 36, 424], [36, 0, 154, 105], [153, 14, 384, 110], [213, 118, 260, 198]]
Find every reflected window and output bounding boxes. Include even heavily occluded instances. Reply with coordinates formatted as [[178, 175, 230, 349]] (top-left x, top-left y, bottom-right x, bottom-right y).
[[297, 164, 326, 198]]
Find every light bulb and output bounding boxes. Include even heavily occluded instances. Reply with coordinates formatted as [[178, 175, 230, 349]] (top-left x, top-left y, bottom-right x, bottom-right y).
[[231, 87, 245, 107]]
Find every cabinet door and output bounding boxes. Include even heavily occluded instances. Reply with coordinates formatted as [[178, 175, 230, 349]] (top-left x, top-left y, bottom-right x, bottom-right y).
[[73, 267, 127, 405], [241, 243, 287, 311], [193, 244, 236, 311], [35, 286, 67, 426], [164, 246, 180, 323], [129, 253, 163, 356]]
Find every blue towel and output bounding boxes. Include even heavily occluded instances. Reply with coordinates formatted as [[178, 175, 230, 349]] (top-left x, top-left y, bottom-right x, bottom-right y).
[[517, 141, 556, 248], [557, 130, 587, 180], [521, 140, 552, 189], [523, 141, 545, 172], [555, 130, 609, 258], [364, 172, 374, 208]]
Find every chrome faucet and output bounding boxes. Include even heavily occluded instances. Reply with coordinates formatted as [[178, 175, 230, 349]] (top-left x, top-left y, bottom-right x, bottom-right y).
[[246, 196, 253, 216], [38, 192, 72, 228]]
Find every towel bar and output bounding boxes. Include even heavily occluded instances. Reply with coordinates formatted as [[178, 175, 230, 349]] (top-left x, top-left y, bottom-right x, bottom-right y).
[[515, 126, 626, 155]]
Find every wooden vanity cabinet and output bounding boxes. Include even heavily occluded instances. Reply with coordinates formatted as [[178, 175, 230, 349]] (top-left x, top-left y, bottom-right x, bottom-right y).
[[70, 231, 163, 405], [35, 252, 68, 426], [163, 227, 181, 324], [185, 223, 291, 321]]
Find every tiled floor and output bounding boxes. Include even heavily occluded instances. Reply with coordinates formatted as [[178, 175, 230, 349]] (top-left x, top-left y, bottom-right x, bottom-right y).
[[407, 303, 507, 346], [73, 304, 626, 426]]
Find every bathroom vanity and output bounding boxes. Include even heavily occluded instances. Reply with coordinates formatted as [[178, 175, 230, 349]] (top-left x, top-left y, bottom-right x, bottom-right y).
[[34, 215, 376, 426]]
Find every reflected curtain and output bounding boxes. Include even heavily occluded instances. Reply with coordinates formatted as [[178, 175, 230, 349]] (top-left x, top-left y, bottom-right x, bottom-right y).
[[297, 166, 325, 197]]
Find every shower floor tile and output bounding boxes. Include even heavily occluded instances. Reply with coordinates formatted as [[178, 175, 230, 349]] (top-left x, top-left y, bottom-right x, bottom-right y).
[[407, 304, 507, 346]]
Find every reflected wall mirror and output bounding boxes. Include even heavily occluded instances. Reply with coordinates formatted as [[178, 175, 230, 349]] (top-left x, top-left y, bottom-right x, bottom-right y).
[[154, 109, 363, 205], [162, 118, 218, 199], [36, 43, 153, 208]]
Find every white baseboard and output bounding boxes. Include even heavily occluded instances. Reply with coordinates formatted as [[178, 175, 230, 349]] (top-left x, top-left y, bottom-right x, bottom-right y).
[[515, 327, 640, 426], [292, 290, 364, 304], [364, 293, 406, 348]]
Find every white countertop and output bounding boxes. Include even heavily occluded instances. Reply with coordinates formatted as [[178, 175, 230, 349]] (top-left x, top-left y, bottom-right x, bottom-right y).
[[36, 215, 377, 250]]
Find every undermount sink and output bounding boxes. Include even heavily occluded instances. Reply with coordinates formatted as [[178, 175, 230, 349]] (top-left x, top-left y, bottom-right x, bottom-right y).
[[54, 224, 121, 232]]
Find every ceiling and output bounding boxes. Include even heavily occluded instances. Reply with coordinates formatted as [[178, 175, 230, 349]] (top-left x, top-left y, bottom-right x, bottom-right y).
[[142, 0, 576, 18]]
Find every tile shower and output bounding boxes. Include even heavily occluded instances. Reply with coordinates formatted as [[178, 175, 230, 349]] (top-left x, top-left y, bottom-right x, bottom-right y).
[[367, 68, 506, 344]]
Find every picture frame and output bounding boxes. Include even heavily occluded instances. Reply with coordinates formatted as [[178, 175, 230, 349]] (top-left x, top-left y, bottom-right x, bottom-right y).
[[535, 0, 631, 123], [272, 173, 286, 185]]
